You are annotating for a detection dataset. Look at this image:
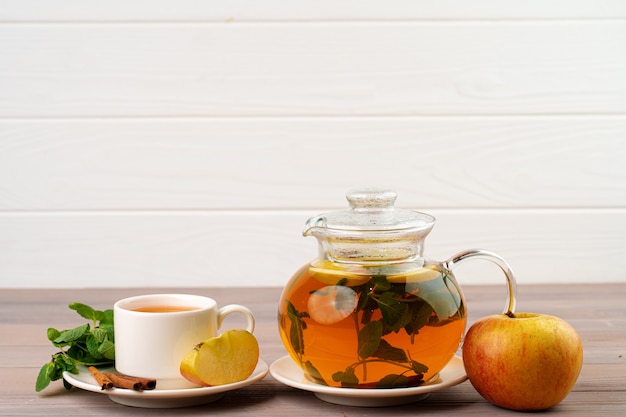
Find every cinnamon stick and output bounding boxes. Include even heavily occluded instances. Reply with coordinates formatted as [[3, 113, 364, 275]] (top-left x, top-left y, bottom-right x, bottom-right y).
[[88, 366, 113, 390], [127, 375, 156, 390], [102, 372, 157, 391]]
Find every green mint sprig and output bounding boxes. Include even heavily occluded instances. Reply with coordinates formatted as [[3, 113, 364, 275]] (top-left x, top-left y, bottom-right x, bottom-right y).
[[35, 302, 115, 392], [285, 273, 457, 388]]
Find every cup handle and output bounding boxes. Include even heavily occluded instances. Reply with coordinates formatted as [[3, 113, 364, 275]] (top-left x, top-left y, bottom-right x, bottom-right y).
[[444, 249, 518, 317], [217, 304, 256, 333]]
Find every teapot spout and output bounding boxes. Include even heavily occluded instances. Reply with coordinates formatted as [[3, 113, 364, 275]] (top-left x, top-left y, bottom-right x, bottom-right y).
[[303, 215, 327, 237]]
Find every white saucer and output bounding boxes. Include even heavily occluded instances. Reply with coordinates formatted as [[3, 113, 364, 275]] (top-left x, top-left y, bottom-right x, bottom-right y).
[[269, 355, 467, 407], [63, 360, 268, 408]]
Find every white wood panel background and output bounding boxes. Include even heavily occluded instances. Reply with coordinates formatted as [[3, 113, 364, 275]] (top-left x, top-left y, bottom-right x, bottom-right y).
[[0, 1, 625, 288], [2, 22, 625, 116]]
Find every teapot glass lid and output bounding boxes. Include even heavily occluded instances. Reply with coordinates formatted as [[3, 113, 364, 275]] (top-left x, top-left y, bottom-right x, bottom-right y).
[[304, 189, 435, 234]]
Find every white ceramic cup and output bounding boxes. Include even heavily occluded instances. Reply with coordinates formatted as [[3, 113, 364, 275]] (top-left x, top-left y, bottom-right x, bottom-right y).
[[114, 293, 255, 389]]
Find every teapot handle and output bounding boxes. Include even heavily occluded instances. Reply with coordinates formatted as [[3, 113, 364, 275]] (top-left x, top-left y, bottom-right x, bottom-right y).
[[444, 249, 517, 316]]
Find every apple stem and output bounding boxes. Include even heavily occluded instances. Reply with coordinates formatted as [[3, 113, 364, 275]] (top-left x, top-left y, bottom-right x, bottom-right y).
[[506, 311, 516, 318]]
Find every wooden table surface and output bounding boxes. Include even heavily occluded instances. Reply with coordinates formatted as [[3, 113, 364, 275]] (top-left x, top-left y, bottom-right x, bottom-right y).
[[2, 284, 624, 416]]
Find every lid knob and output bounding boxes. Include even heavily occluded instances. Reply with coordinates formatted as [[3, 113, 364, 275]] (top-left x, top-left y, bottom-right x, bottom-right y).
[[346, 189, 397, 211]]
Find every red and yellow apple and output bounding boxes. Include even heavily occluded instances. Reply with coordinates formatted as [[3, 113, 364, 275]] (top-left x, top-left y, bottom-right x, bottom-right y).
[[180, 329, 259, 386], [462, 312, 583, 411]]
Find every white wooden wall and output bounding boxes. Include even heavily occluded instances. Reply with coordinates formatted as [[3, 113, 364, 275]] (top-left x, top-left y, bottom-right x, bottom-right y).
[[1, 1, 625, 289]]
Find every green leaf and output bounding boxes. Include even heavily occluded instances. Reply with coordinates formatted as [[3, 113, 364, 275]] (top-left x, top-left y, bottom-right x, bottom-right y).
[[46, 328, 61, 342], [99, 309, 114, 325], [304, 360, 327, 385], [285, 300, 307, 356], [35, 363, 54, 392], [332, 366, 359, 387], [357, 291, 377, 324], [69, 302, 100, 322], [372, 339, 408, 362], [37, 302, 115, 392], [411, 360, 429, 374], [66, 344, 105, 366], [358, 320, 383, 358], [48, 355, 67, 381], [53, 323, 89, 344], [386, 301, 414, 332], [371, 275, 391, 292], [99, 323, 114, 343], [289, 322, 303, 355], [98, 340, 116, 360], [375, 291, 407, 326], [376, 374, 409, 388], [66, 345, 87, 362], [90, 327, 108, 343], [86, 335, 103, 359], [286, 299, 297, 316], [404, 300, 435, 337], [53, 353, 76, 372]]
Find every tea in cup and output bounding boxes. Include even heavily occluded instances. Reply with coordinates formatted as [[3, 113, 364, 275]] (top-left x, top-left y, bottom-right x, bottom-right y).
[[114, 293, 255, 389]]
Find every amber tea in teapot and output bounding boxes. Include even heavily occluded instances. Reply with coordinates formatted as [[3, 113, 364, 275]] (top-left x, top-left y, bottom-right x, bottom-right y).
[[277, 189, 516, 389], [280, 261, 466, 388]]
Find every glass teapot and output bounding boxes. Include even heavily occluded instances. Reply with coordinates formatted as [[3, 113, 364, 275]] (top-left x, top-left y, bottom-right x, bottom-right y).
[[278, 189, 516, 389]]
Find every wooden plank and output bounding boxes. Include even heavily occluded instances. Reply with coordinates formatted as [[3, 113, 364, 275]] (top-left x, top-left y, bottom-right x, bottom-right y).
[[3, 284, 623, 324], [0, 210, 624, 288], [2, 284, 625, 415], [1, 117, 624, 210], [1, 22, 624, 117], [1, 0, 625, 21], [5, 332, 622, 365]]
